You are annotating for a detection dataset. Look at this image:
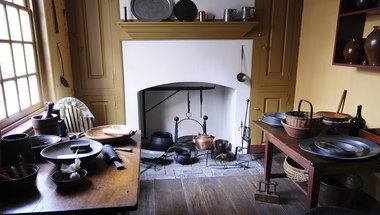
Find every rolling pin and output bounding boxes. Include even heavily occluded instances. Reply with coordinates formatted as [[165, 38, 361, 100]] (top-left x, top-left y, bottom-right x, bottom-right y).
[[102, 144, 124, 170]]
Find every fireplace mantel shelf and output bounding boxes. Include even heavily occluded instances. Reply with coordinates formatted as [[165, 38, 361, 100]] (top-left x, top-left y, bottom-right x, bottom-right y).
[[118, 20, 259, 40]]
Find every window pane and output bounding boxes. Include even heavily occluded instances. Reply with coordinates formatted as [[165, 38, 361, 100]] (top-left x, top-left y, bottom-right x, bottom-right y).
[[0, 5, 9, 40], [0, 85, 6, 120], [29, 75, 39, 105], [0, 43, 15, 79], [17, 77, 30, 109], [19, 10, 32, 42], [24, 44, 36, 74], [7, 6, 22, 41], [4, 80, 19, 115], [12, 43, 27, 76], [13, 0, 25, 7]]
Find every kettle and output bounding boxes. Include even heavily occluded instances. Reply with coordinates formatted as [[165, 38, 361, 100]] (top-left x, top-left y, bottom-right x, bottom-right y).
[[192, 133, 215, 150]]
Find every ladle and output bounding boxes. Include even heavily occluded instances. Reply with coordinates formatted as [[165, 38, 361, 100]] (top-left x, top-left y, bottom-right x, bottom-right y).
[[57, 42, 70, 88], [236, 45, 247, 82]]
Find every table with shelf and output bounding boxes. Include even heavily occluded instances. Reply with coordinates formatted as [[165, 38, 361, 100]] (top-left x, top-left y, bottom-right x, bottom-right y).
[[0, 132, 141, 215], [252, 120, 380, 210]]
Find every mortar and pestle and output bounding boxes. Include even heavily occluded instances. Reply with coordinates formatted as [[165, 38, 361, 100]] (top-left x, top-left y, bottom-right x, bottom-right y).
[[31, 101, 59, 135]]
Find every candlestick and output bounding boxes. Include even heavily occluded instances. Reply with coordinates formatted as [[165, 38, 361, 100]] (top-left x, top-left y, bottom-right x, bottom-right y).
[[124, 6, 128, 22]]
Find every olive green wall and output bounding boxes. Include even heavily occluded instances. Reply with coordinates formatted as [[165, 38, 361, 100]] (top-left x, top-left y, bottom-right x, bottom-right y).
[[295, 0, 380, 201]]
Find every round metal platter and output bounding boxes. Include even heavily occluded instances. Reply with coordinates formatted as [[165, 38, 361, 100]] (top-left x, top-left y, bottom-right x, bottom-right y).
[[131, 0, 173, 22], [261, 112, 286, 127], [299, 136, 380, 160]]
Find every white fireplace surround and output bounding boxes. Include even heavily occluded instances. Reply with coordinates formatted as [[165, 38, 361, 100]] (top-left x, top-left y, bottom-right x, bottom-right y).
[[122, 40, 252, 151]]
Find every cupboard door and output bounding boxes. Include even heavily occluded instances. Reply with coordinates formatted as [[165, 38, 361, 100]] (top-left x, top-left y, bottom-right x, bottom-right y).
[[251, 92, 289, 145]]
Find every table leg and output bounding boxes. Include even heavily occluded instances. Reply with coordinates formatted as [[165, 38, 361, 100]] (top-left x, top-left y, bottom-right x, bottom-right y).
[[306, 167, 321, 210], [264, 138, 274, 181]]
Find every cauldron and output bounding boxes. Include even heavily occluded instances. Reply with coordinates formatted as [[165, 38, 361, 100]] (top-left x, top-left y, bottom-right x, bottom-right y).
[[151, 131, 173, 151]]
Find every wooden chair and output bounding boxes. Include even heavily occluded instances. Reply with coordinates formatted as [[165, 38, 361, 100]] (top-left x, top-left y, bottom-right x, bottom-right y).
[[55, 97, 94, 133]]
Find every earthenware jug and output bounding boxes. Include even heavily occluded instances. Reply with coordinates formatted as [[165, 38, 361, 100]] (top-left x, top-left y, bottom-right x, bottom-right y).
[[343, 38, 365, 64], [364, 26, 380, 66]]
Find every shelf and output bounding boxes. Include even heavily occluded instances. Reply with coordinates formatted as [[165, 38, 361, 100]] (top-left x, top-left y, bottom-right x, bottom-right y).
[[117, 20, 259, 40], [339, 6, 380, 17], [332, 1, 380, 69]]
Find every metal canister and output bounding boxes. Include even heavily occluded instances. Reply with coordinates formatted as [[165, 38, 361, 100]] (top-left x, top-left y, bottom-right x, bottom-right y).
[[224, 9, 237, 22], [199, 11, 206, 22]]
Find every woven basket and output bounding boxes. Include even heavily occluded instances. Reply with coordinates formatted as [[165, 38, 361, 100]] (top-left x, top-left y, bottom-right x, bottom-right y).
[[283, 156, 308, 183], [286, 99, 323, 128]]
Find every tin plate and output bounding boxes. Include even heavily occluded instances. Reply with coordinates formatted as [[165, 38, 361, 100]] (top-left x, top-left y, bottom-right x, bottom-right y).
[[299, 136, 380, 160], [131, 0, 173, 22]]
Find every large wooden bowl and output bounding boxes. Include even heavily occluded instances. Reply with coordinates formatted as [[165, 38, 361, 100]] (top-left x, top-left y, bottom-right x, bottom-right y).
[[85, 125, 136, 144], [281, 119, 323, 139]]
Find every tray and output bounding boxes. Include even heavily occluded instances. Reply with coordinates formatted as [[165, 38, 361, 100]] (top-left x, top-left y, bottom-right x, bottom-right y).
[[131, 0, 173, 21], [299, 136, 380, 160]]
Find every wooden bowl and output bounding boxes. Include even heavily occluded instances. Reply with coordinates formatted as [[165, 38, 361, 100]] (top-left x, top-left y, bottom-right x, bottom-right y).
[[40, 139, 103, 165], [51, 168, 87, 188], [30, 135, 62, 158], [0, 164, 39, 191], [281, 119, 323, 139], [85, 125, 136, 144]]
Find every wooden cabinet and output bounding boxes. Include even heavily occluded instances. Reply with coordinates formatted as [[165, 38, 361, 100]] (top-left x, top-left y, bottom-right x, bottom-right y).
[[333, 0, 380, 69]]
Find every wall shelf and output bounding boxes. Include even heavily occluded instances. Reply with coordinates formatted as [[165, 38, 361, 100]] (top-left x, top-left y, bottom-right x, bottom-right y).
[[333, 0, 380, 69], [117, 20, 259, 40]]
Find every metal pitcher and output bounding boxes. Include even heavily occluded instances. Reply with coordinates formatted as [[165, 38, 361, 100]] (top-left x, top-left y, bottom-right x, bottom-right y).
[[242, 7, 255, 21]]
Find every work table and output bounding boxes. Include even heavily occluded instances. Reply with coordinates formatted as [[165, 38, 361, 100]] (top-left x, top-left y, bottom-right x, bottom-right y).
[[0, 131, 141, 214]]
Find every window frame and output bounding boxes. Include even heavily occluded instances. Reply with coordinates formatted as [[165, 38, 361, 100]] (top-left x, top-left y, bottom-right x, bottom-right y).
[[0, 0, 45, 133]]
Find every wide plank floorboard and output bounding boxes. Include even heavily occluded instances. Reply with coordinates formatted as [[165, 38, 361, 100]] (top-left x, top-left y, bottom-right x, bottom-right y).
[[131, 175, 307, 215]]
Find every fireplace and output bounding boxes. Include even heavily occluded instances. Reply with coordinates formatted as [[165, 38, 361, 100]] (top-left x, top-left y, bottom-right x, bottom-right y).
[[122, 40, 252, 152]]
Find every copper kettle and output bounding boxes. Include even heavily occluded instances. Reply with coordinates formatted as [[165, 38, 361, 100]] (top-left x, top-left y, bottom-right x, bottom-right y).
[[192, 133, 215, 150]]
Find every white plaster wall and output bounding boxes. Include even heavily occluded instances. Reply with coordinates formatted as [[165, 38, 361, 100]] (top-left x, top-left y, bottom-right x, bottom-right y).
[[119, 0, 255, 20], [122, 40, 252, 151]]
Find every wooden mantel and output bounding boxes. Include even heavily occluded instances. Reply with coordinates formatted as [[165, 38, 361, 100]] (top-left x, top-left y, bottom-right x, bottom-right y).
[[117, 20, 259, 40]]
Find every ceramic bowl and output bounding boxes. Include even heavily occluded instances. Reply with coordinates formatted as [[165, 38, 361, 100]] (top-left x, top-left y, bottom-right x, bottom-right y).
[[281, 119, 323, 139], [40, 139, 103, 165], [50, 168, 87, 188], [0, 164, 39, 191]]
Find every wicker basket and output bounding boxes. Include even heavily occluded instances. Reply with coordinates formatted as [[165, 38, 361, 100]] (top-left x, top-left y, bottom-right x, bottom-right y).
[[283, 156, 308, 183], [286, 99, 323, 128]]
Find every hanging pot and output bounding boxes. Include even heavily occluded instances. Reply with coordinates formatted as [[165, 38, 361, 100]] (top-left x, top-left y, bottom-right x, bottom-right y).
[[151, 131, 173, 151]]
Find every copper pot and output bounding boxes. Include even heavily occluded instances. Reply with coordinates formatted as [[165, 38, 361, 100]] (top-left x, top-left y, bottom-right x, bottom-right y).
[[192, 133, 215, 150]]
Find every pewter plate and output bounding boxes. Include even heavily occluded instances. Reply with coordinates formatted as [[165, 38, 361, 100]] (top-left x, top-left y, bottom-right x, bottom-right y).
[[131, 0, 173, 22], [299, 136, 380, 160], [262, 112, 286, 127]]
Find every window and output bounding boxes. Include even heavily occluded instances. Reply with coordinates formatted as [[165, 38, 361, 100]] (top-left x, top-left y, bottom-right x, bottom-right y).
[[0, 0, 43, 130]]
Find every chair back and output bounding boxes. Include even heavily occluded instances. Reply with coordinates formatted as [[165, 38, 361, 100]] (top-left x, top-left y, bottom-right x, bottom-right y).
[[55, 97, 94, 133]]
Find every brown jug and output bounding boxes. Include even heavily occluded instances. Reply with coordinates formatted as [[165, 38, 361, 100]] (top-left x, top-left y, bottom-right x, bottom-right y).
[[343, 38, 365, 64], [364, 26, 380, 66]]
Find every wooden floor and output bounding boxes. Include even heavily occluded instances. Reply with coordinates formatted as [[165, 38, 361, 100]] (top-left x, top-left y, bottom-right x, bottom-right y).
[[130, 174, 307, 215]]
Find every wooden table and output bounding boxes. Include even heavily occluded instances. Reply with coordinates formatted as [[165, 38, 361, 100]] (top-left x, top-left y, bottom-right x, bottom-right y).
[[252, 121, 380, 210], [0, 131, 141, 214]]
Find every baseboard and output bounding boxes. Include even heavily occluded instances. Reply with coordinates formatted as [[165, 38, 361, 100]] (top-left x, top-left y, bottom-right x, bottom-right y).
[[249, 144, 282, 154]]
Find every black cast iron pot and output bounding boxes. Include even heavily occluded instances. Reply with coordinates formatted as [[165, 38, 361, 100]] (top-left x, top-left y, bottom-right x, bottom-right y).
[[174, 146, 191, 165], [151, 131, 173, 151]]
